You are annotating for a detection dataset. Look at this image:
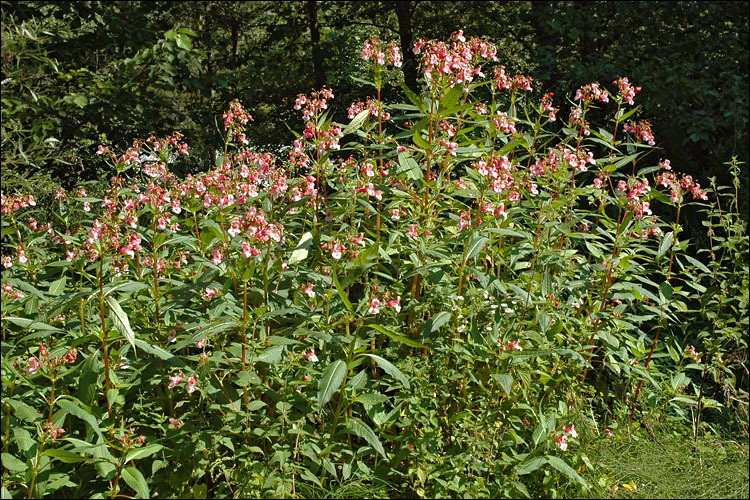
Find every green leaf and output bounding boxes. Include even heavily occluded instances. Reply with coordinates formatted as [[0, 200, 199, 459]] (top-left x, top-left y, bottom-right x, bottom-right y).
[[2, 452, 28, 472], [658, 231, 674, 258], [360, 354, 410, 388], [106, 297, 136, 354], [342, 109, 370, 136], [44, 449, 87, 463], [125, 444, 164, 464], [516, 456, 547, 475], [424, 311, 451, 336], [77, 354, 101, 407], [288, 231, 312, 265], [398, 151, 422, 181], [49, 276, 67, 296], [465, 234, 490, 261], [133, 339, 178, 362], [121, 465, 150, 498], [545, 455, 588, 488], [347, 418, 386, 458], [331, 269, 353, 313], [367, 323, 426, 348], [318, 360, 347, 409], [494, 373, 513, 396], [57, 398, 102, 439], [400, 81, 426, 112]]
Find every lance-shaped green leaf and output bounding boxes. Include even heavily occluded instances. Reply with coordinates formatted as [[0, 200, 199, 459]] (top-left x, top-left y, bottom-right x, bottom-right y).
[[106, 296, 136, 354], [360, 353, 410, 389], [44, 449, 88, 463], [465, 234, 490, 261], [57, 398, 102, 439], [424, 311, 451, 336], [347, 417, 386, 458], [318, 360, 347, 409], [125, 444, 164, 464], [331, 269, 353, 313], [343, 109, 370, 136], [121, 465, 150, 498], [367, 323, 426, 348], [658, 231, 674, 259], [545, 456, 588, 488], [288, 231, 313, 265]]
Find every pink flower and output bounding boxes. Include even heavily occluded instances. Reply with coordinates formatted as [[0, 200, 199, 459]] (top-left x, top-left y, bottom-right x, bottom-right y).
[[26, 357, 40, 375], [301, 283, 316, 299], [331, 242, 345, 260], [369, 297, 382, 315], [211, 247, 223, 265], [304, 350, 318, 362], [168, 375, 184, 389], [386, 295, 401, 313], [556, 433, 568, 451], [186, 374, 197, 394], [564, 423, 578, 438], [604, 429, 613, 438], [168, 417, 183, 429], [196, 338, 205, 349], [406, 224, 418, 239]]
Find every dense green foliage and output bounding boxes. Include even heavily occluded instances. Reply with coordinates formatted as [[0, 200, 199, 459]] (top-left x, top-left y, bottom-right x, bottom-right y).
[[1, 4, 748, 499]]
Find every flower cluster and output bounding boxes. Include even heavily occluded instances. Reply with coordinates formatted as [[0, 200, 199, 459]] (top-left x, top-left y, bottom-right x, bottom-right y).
[[1, 193, 36, 216], [493, 65, 533, 92], [347, 96, 391, 120], [613, 76, 641, 105], [368, 294, 401, 315], [361, 37, 402, 67], [413, 31, 497, 87], [541, 92, 558, 121], [655, 170, 708, 202], [168, 373, 198, 394], [575, 82, 609, 104], [25, 344, 78, 375], [623, 120, 655, 145]]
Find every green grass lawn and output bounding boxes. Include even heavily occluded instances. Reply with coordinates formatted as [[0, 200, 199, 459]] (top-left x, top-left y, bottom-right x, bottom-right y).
[[570, 425, 749, 499]]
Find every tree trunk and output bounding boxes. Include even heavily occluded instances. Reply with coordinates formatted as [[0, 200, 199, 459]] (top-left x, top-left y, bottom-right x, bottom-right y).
[[393, 1, 419, 93], [306, 1, 325, 89]]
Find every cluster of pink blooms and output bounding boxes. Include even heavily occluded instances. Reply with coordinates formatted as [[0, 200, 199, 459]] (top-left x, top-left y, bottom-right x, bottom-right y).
[[613, 76, 641, 105], [368, 293, 401, 315], [568, 107, 590, 135], [471, 155, 522, 202], [623, 120, 655, 145], [554, 423, 578, 451], [1, 193, 36, 216], [25, 344, 78, 375], [655, 169, 708, 202], [405, 223, 432, 240], [200, 287, 218, 301], [223, 99, 253, 145], [493, 111, 516, 134], [293, 88, 343, 156], [41, 421, 66, 441], [616, 177, 653, 219], [347, 96, 391, 120], [685, 345, 701, 363], [541, 92, 558, 121], [118, 429, 146, 447], [168, 417, 183, 429], [499, 339, 523, 351], [168, 373, 198, 394], [2, 282, 24, 299], [575, 82, 609, 104], [361, 37, 402, 67], [560, 145, 596, 173], [413, 31, 497, 87], [493, 65, 534, 92]]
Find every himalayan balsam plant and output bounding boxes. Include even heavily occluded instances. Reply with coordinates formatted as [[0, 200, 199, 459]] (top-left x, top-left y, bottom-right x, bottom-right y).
[[0, 30, 729, 499]]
